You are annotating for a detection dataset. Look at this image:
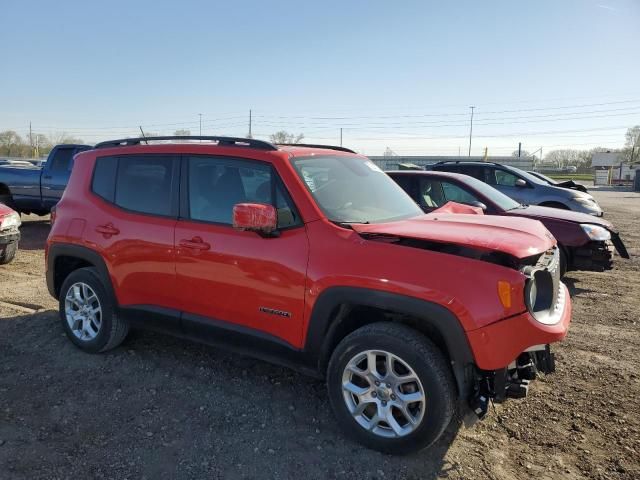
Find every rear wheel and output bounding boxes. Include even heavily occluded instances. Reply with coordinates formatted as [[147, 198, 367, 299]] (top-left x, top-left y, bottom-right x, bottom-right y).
[[59, 267, 129, 353], [327, 322, 456, 454]]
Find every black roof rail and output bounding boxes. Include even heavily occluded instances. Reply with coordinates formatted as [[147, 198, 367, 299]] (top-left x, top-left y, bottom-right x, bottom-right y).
[[433, 160, 500, 166], [276, 143, 356, 154], [94, 136, 278, 151]]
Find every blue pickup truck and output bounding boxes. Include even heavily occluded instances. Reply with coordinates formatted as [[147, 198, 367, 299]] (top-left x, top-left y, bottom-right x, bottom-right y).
[[0, 144, 91, 215]]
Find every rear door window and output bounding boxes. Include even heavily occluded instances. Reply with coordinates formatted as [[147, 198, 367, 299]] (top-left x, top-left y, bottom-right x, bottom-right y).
[[115, 156, 177, 216]]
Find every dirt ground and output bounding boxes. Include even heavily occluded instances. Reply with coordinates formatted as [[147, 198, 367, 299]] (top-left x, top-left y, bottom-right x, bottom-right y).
[[1, 188, 639, 480]]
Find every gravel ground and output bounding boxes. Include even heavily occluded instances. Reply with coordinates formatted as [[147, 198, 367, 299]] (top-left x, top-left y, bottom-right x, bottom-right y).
[[1, 187, 639, 479]]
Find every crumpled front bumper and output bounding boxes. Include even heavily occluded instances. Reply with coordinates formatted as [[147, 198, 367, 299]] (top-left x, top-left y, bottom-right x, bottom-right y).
[[0, 230, 20, 246], [466, 283, 572, 371]]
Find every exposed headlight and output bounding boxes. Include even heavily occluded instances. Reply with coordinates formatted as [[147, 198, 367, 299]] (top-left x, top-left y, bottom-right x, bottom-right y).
[[0, 211, 21, 230], [572, 196, 596, 205], [580, 224, 610, 241]]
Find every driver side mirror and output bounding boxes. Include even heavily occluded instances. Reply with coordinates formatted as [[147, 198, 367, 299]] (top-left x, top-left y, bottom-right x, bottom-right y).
[[233, 203, 277, 235], [515, 179, 527, 188]]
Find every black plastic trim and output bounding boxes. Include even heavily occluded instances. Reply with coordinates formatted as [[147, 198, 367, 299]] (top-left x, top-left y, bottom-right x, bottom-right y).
[[46, 243, 115, 300], [95, 136, 277, 151], [304, 287, 475, 396]]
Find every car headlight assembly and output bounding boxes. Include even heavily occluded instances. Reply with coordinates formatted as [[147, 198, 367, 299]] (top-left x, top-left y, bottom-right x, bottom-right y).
[[572, 196, 596, 205], [0, 212, 21, 231], [580, 224, 611, 241], [524, 269, 554, 319]]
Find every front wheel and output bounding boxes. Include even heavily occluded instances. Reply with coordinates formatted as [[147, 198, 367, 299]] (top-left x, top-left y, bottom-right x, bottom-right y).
[[327, 323, 456, 454], [0, 241, 18, 264]]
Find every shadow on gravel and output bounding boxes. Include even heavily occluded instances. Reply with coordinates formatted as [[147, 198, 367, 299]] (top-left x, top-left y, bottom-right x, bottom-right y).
[[0, 311, 461, 479], [563, 277, 593, 297], [17, 219, 50, 250]]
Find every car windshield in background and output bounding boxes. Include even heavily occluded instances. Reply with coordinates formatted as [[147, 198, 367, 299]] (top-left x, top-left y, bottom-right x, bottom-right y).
[[291, 155, 423, 224], [459, 175, 521, 211]]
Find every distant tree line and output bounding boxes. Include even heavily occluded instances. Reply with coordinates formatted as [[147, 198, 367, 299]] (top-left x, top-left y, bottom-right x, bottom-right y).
[[513, 125, 639, 169], [0, 130, 85, 158]]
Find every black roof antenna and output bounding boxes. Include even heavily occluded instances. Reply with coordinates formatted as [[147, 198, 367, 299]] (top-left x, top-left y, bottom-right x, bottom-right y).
[[139, 126, 149, 145]]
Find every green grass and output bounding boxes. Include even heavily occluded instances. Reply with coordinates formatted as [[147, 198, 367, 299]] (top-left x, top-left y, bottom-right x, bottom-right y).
[[547, 174, 593, 181]]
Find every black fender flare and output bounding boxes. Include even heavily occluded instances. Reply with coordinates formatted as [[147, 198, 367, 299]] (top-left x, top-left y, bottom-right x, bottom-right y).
[[47, 243, 115, 301], [304, 287, 476, 398]]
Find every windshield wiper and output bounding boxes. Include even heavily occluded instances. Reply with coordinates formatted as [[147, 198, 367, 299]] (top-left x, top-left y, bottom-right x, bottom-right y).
[[335, 220, 371, 228]]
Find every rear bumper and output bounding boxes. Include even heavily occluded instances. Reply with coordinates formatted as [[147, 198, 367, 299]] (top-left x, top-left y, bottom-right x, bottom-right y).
[[466, 283, 572, 370]]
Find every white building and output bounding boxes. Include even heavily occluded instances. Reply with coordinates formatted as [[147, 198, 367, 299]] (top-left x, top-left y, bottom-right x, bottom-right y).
[[591, 152, 637, 185]]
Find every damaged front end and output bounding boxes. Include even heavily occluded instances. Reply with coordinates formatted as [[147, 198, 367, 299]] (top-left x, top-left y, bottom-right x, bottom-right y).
[[467, 247, 567, 420]]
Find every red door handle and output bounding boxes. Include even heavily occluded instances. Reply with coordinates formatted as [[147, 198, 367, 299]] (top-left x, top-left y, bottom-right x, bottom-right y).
[[179, 237, 211, 251], [95, 223, 120, 236]]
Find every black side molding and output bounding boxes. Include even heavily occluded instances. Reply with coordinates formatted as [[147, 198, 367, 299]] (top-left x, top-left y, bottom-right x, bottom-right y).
[[46, 243, 115, 300], [304, 287, 475, 397]]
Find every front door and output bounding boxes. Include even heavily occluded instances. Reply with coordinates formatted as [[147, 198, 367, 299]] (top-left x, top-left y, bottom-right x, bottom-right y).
[[175, 155, 308, 348]]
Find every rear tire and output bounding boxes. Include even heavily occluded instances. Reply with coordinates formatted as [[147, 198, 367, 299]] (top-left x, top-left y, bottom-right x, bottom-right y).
[[0, 241, 17, 264], [59, 267, 129, 353], [327, 322, 456, 454]]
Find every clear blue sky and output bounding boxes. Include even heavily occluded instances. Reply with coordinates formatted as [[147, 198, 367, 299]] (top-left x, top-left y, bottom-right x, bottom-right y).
[[1, 0, 639, 156]]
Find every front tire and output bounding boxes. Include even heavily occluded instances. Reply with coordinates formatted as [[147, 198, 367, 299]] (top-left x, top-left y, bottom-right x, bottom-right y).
[[327, 322, 456, 454], [0, 241, 17, 264], [59, 267, 129, 353]]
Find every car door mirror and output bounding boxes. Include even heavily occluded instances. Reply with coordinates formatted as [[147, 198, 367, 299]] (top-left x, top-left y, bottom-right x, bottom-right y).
[[233, 203, 278, 235], [470, 201, 487, 210], [515, 179, 527, 187]]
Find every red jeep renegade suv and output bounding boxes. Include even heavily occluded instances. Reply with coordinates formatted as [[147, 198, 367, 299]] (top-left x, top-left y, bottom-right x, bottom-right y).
[[46, 136, 571, 454]]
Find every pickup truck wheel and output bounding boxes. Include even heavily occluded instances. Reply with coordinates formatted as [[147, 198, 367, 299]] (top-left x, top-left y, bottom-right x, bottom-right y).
[[0, 241, 18, 264], [59, 267, 129, 353], [327, 322, 455, 454]]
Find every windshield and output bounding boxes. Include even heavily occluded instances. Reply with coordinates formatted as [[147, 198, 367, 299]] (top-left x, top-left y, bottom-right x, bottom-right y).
[[458, 175, 522, 211], [291, 155, 423, 223]]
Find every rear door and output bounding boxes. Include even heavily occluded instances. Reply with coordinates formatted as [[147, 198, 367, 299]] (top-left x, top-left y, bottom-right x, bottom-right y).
[[174, 155, 309, 347], [86, 154, 180, 311], [41, 146, 91, 209]]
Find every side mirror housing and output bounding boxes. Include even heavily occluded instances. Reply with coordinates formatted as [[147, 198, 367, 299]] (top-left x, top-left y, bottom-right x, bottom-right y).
[[515, 178, 527, 187], [233, 203, 277, 235]]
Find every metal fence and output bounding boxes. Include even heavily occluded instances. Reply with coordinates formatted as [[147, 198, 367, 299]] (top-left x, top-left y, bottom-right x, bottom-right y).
[[368, 155, 534, 171]]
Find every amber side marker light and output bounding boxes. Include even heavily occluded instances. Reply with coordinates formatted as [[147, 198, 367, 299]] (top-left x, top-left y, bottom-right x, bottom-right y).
[[497, 280, 512, 309]]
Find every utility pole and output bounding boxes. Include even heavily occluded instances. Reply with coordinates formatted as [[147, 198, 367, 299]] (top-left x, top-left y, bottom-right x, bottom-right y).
[[340, 128, 343, 147], [29, 122, 33, 158], [518, 142, 522, 158], [468, 106, 475, 157], [198, 113, 202, 136], [248, 109, 252, 138]]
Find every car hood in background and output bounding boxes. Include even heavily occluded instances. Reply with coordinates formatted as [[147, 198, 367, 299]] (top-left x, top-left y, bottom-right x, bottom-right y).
[[516, 205, 613, 229], [352, 213, 555, 259]]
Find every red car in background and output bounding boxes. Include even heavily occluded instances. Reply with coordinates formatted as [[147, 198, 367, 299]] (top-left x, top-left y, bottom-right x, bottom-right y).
[[388, 170, 629, 274], [0, 202, 21, 264]]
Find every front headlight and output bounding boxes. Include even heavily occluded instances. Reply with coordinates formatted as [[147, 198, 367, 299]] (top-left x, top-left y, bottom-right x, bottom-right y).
[[0, 211, 21, 230], [580, 224, 610, 241], [572, 196, 596, 205]]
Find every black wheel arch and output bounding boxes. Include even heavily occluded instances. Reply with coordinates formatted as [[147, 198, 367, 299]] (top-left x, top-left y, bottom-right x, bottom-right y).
[[47, 243, 115, 302], [304, 287, 476, 400]]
